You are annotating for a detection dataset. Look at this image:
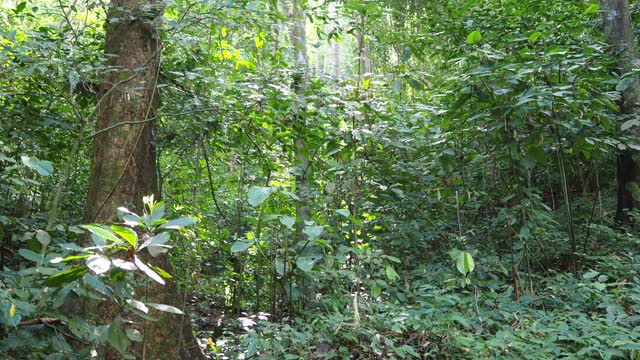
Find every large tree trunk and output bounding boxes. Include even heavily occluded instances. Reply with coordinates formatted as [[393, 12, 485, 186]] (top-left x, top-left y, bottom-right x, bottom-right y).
[[602, 0, 640, 223], [84, 1, 204, 358]]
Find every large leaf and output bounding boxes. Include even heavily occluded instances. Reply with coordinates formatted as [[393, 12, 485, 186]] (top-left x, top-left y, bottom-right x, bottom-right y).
[[158, 217, 197, 230], [83, 273, 112, 297], [86, 255, 111, 275], [231, 240, 253, 253], [466, 30, 482, 44], [151, 266, 173, 279], [146, 303, 184, 315], [21, 155, 54, 176], [335, 209, 351, 218], [296, 255, 319, 272], [35, 230, 51, 246], [149, 201, 165, 225], [279, 216, 296, 230], [117, 207, 143, 227], [110, 225, 137, 249], [584, 3, 599, 14], [18, 249, 43, 263], [616, 77, 635, 92], [107, 317, 128, 355], [126, 329, 143, 342], [44, 266, 87, 287], [247, 186, 272, 207], [139, 232, 171, 257], [81, 225, 123, 244], [112, 259, 136, 271], [134, 256, 165, 284], [385, 263, 399, 282], [455, 252, 475, 276], [126, 299, 149, 314], [303, 225, 324, 241]]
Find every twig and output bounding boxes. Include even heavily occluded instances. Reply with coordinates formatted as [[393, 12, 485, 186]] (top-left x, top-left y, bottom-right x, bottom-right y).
[[200, 139, 229, 223]]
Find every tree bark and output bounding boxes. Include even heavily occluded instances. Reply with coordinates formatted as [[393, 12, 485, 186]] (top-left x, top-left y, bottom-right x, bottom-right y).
[[602, 0, 640, 223], [84, 1, 204, 358]]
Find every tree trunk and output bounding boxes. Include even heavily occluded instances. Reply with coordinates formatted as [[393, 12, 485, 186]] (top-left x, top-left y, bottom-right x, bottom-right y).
[[602, 0, 640, 223], [84, 1, 204, 358], [288, 0, 312, 233]]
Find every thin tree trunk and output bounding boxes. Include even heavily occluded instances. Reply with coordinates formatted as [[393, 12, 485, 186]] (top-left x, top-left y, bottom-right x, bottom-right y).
[[84, 1, 204, 358], [602, 0, 640, 223], [288, 0, 312, 232]]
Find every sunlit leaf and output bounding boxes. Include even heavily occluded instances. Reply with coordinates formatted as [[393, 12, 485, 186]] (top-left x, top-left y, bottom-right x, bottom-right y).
[[81, 225, 123, 244], [21, 155, 54, 176], [231, 240, 252, 253], [134, 256, 165, 284], [455, 252, 475, 276], [86, 255, 111, 275], [280, 216, 296, 230], [146, 303, 184, 314], [158, 217, 197, 229], [248, 186, 272, 207], [466, 30, 482, 44]]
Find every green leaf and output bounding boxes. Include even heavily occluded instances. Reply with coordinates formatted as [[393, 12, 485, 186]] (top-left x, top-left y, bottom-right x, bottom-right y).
[[296, 256, 318, 272], [371, 282, 382, 298], [35, 230, 51, 246], [158, 217, 197, 230], [335, 209, 351, 218], [68, 70, 79, 89], [528, 32, 541, 43], [151, 266, 173, 279], [582, 270, 599, 279], [315, 239, 334, 251], [231, 240, 252, 253], [148, 201, 165, 225], [279, 216, 296, 230], [83, 273, 112, 297], [621, 119, 639, 131], [110, 225, 137, 249], [616, 77, 635, 92], [139, 232, 171, 257], [21, 156, 54, 176], [584, 3, 599, 14], [117, 207, 143, 227], [248, 186, 272, 207], [14, 2, 26, 14], [111, 259, 136, 271], [18, 248, 43, 263], [466, 30, 482, 44], [407, 77, 424, 90], [86, 255, 111, 275], [385, 263, 399, 282], [450, 314, 469, 328], [81, 225, 123, 244], [134, 256, 165, 284], [126, 329, 143, 342], [303, 225, 324, 241], [455, 252, 475, 276], [107, 317, 129, 355], [44, 266, 87, 287], [126, 299, 149, 314], [147, 244, 171, 257], [146, 303, 184, 314], [383, 255, 401, 264], [392, 78, 403, 93], [525, 144, 547, 164], [275, 258, 287, 277]]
